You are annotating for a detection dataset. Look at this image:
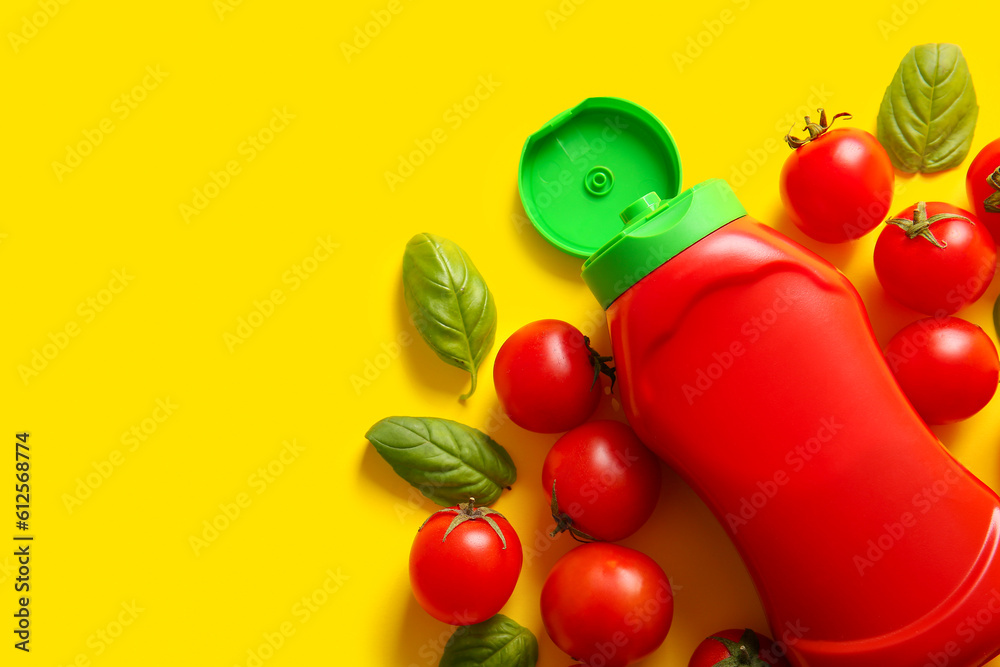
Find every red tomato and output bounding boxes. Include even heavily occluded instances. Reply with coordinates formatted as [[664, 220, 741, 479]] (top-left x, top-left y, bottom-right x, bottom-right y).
[[493, 319, 609, 433], [689, 628, 792, 667], [966, 138, 1000, 241], [542, 420, 661, 542], [409, 500, 522, 625], [874, 202, 996, 315], [541, 543, 672, 667], [779, 111, 894, 242], [883, 317, 999, 425]]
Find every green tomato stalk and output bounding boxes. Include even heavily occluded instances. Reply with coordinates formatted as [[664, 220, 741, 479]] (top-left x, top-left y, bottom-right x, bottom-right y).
[[885, 201, 967, 250], [418, 498, 510, 549]]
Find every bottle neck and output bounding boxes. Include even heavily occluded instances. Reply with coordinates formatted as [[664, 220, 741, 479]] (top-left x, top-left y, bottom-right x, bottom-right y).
[[582, 179, 748, 309]]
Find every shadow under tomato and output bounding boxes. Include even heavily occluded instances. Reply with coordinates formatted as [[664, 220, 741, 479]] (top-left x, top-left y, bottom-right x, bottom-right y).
[[518, 489, 576, 593], [854, 273, 922, 346], [930, 421, 966, 447], [394, 277, 479, 399], [396, 593, 456, 666], [770, 206, 860, 270], [484, 397, 557, 468], [584, 314, 612, 353]]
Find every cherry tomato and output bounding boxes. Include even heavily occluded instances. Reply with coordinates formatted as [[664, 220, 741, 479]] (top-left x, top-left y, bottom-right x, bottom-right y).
[[779, 110, 894, 242], [874, 202, 996, 315], [541, 543, 672, 667], [689, 628, 792, 667], [883, 317, 999, 425], [542, 420, 661, 542], [409, 499, 522, 625], [966, 138, 1000, 241], [493, 319, 611, 433]]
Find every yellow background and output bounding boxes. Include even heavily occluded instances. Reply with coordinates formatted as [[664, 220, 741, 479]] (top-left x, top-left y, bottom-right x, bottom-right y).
[[2, 0, 999, 665]]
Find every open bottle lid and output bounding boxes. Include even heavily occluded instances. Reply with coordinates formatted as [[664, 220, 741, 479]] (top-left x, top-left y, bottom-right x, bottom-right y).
[[518, 97, 748, 308], [517, 97, 683, 257]]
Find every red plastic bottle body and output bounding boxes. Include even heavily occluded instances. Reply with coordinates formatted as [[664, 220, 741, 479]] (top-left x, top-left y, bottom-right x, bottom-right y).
[[607, 216, 1000, 667]]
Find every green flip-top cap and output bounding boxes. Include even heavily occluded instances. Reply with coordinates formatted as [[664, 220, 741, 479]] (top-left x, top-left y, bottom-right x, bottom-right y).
[[518, 97, 683, 257], [518, 97, 748, 309]]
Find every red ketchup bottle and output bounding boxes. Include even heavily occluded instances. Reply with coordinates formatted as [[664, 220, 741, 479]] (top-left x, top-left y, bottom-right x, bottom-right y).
[[519, 98, 1000, 667]]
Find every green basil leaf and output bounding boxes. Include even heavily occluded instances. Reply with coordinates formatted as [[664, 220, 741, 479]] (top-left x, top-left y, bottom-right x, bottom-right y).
[[403, 233, 497, 400], [439, 615, 538, 667], [877, 43, 979, 173], [365, 416, 515, 507]]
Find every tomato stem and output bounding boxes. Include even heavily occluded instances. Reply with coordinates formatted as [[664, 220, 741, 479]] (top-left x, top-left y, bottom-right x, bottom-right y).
[[583, 335, 616, 391], [418, 497, 510, 549], [784, 109, 853, 149], [986, 168, 1000, 214], [710, 629, 771, 667], [548, 481, 598, 542], [885, 201, 962, 249]]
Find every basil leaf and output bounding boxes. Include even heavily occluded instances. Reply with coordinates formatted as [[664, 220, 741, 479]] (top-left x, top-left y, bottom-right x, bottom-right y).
[[877, 43, 979, 173], [439, 615, 538, 667], [365, 416, 515, 507], [403, 233, 497, 400]]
